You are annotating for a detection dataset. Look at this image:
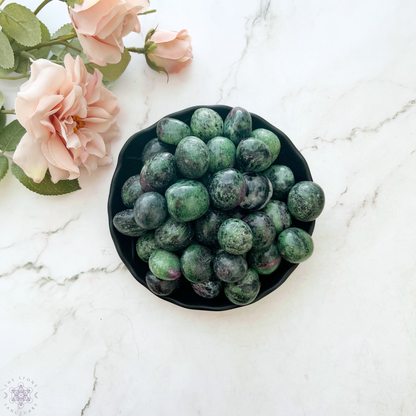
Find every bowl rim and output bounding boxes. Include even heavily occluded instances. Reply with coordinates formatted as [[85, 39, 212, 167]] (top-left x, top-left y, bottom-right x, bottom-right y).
[[108, 104, 315, 311]]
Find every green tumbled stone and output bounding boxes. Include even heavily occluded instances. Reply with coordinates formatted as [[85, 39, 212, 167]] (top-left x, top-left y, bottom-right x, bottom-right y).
[[192, 274, 222, 299], [190, 108, 223, 143], [208, 168, 246, 210], [141, 138, 174, 164], [261, 200, 292, 235], [165, 180, 210, 222], [288, 181, 325, 222], [262, 165, 295, 200], [113, 209, 146, 237], [218, 218, 253, 255], [175, 136, 209, 179], [195, 209, 229, 247], [180, 244, 213, 283], [248, 242, 282, 275], [207, 136, 236, 174], [242, 211, 276, 250], [121, 174, 143, 208], [146, 271, 182, 297], [224, 268, 261, 305], [154, 217, 193, 251], [236, 138, 272, 172], [133, 192, 167, 230], [157, 118, 191, 145], [149, 249, 182, 281], [213, 249, 247, 283], [250, 128, 281, 162], [223, 106, 252, 145], [136, 232, 159, 262], [277, 228, 314, 263], [140, 152, 176, 192], [240, 173, 273, 211]]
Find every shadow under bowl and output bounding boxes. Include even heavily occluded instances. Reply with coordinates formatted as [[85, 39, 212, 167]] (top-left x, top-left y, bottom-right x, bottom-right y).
[[108, 105, 315, 311]]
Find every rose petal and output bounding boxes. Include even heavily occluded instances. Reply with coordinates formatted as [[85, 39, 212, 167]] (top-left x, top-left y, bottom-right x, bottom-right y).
[[13, 133, 48, 183]]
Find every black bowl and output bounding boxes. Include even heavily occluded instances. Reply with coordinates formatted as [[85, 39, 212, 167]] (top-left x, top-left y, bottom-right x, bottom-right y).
[[108, 105, 315, 311]]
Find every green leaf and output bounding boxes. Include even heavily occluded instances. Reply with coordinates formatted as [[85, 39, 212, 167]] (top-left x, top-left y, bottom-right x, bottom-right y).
[[66, 0, 82, 7], [11, 163, 81, 195], [0, 53, 19, 76], [88, 48, 131, 82], [0, 30, 14, 69], [15, 55, 29, 74], [0, 120, 25, 152], [0, 107, 6, 133], [102, 80, 114, 89], [0, 155, 8, 182], [52, 23, 74, 39], [145, 54, 169, 79], [31, 20, 51, 60], [0, 3, 42, 47], [50, 23, 74, 55], [0, 91, 5, 108]]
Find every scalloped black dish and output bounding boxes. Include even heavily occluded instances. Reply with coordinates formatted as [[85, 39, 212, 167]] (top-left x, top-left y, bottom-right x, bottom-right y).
[[108, 105, 315, 311]]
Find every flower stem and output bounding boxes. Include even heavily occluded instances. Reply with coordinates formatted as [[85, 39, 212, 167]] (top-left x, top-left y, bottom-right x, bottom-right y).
[[0, 0, 6, 6], [0, 74, 28, 80], [15, 38, 81, 54], [138, 9, 156, 16], [127, 47, 146, 54], [20, 51, 36, 60], [0, 109, 16, 114], [34, 0, 54, 15]]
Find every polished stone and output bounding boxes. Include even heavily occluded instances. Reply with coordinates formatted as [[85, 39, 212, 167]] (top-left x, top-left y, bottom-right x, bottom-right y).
[[180, 244, 213, 283], [157, 117, 191, 145], [165, 180, 210, 222], [218, 218, 253, 255], [149, 249, 182, 280], [248, 242, 282, 275], [121, 174, 144, 208], [240, 172, 273, 211], [262, 165, 295, 200], [223, 106, 252, 145], [145, 270, 182, 296], [195, 209, 229, 247], [133, 192, 167, 230], [213, 249, 248, 283], [190, 108, 223, 143], [288, 181, 325, 222], [112, 209, 146, 237], [277, 228, 314, 263], [236, 138, 272, 172], [207, 136, 236, 174], [140, 152, 176, 192], [224, 268, 261, 305], [208, 168, 246, 210], [261, 200, 292, 235], [175, 136, 209, 179], [242, 211, 276, 250], [141, 138, 174, 164], [136, 232, 159, 262], [191, 274, 222, 299], [250, 128, 281, 162], [154, 217, 194, 252]]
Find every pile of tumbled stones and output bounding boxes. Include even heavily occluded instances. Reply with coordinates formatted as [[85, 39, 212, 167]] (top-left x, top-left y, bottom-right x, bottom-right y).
[[113, 107, 325, 306]]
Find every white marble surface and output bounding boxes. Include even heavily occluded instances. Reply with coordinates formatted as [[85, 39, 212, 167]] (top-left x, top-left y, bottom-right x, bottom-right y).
[[1, 0, 416, 415]]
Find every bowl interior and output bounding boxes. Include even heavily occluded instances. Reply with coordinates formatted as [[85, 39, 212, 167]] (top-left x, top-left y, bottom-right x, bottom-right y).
[[108, 105, 315, 311]]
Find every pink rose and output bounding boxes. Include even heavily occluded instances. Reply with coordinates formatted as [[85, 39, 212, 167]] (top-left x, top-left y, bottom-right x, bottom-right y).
[[13, 54, 120, 184], [147, 29, 193, 74], [69, 0, 150, 66]]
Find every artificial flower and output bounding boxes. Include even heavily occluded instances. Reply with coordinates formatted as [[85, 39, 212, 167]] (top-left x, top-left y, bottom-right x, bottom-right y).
[[13, 54, 120, 183]]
